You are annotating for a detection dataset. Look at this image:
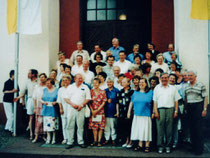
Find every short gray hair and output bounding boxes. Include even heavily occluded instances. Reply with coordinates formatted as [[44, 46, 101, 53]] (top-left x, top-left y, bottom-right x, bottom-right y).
[[106, 77, 114, 82], [129, 64, 139, 71], [181, 69, 188, 75], [188, 70, 197, 76]]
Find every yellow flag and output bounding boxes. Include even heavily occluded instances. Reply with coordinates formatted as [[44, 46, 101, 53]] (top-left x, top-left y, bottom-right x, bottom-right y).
[[7, 0, 17, 34], [190, 0, 210, 20]]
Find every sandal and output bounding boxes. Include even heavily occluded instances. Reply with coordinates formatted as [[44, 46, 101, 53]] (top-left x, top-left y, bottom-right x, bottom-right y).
[[97, 142, 102, 147], [134, 146, 143, 151], [30, 135, 33, 140], [144, 147, 150, 153], [90, 142, 97, 146]]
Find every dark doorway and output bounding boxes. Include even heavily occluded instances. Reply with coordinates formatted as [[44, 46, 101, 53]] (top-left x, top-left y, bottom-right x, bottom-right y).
[[81, 0, 151, 55]]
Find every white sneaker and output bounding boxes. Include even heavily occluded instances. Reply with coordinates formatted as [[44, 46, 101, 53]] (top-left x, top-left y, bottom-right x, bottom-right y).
[[122, 143, 127, 148], [51, 140, 56, 144], [166, 147, 171, 153], [46, 139, 50, 144], [62, 139, 67, 144], [158, 147, 163, 154], [126, 144, 132, 149]]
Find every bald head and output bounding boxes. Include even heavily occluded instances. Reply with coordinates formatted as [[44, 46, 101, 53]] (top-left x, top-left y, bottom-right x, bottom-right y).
[[113, 66, 121, 77], [112, 38, 119, 48]]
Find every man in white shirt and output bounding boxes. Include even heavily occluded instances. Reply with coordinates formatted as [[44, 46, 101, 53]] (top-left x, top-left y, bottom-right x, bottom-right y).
[[71, 55, 84, 76], [113, 51, 132, 74], [153, 73, 180, 154], [113, 66, 123, 90], [81, 60, 95, 87], [64, 74, 91, 149], [69, 41, 90, 66], [90, 44, 107, 63]]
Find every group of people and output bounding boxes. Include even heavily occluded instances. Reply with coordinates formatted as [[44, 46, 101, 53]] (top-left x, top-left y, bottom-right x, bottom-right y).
[[2, 38, 208, 155]]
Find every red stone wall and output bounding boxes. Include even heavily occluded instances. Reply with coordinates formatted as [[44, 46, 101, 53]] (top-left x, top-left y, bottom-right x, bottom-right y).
[[151, 0, 174, 53], [59, 0, 80, 58]]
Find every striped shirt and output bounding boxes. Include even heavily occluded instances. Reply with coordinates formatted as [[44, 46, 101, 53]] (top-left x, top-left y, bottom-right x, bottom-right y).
[[184, 81, 207, 103]]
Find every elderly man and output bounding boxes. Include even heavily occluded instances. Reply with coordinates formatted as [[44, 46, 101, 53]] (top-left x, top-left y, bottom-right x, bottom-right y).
[[64, 74, 91, 149], [109, 38, 125, 61], [69, 41, 90, 66], [103, 55, 115, 77], [90, 44, 107, 63], [163, 44, 181, 67], [153, 73, 180, 154], [113, 51, 132, 74], [127, 44, 144, 63], [71, 55, 84, 76], [81, 60, 94, 87], [184, 71, 208, 155], [113, 66, 123, 90]]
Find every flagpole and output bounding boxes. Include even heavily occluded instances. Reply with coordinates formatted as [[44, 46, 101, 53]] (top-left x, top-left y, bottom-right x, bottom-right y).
[[13, 0, 20, 137]]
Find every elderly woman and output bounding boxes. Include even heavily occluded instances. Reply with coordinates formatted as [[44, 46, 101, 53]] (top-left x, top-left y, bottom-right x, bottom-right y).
[[117, 77, 134, 148], [104, 77, 119, 146], [151, 53, 169, 74], [32, 73, 47, 143], [128, 78, 153, 152], [41, 78, 59, 144], [89, 78, 107, 147], [57, 75, 71, 144]]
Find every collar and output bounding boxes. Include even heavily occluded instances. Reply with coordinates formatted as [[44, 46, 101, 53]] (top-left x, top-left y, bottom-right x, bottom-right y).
[[160, 83, 170, 88]]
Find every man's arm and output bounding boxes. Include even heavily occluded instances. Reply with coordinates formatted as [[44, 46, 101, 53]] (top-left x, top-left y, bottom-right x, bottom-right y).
[[202, 96, 208, 117]]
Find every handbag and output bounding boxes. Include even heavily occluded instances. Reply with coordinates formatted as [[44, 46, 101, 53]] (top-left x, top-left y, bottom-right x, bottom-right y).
[[85, 105, 91, 118]]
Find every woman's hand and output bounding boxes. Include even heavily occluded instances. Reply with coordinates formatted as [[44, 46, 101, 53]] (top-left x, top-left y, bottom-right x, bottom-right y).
[[92, 110, 98, 117], [13, 97, 19, 102], [60, 108, 64, 115], [108, 99, 112, 103]]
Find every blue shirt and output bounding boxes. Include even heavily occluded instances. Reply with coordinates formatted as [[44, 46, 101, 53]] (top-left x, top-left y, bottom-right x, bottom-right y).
[[131, 90, 153, 117], [127, 53, 144, 63], [163, 51, 182, 67], [109, 46, 125, 61], [41, 88, 58, 117], [105, 87, 119, 117]]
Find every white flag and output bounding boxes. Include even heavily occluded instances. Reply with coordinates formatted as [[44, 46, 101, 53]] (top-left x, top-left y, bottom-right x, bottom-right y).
[[18, 0, 42, 34]]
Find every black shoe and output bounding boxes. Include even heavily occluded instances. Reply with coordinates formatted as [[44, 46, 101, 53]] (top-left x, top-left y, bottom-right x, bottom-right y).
[[66, 144, 74, 149], [79, 144, 87, 148]]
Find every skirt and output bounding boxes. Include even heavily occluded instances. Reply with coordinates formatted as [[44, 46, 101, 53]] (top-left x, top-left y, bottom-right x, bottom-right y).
[[26, 98, 34, 115], [43, 116, 59, 132], [131, 115, 152, 141]]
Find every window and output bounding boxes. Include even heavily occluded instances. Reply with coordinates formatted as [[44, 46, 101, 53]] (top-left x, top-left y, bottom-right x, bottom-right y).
[[87, 0, 126, 21]]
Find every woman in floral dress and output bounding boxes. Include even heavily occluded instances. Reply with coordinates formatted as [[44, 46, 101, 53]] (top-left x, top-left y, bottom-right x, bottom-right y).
[[89, 78, 107, 147]]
